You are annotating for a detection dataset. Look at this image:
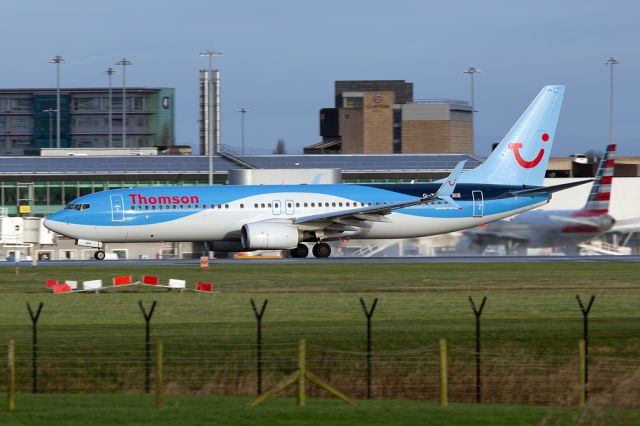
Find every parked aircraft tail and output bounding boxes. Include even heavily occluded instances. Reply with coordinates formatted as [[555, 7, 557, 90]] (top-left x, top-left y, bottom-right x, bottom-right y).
[[578, 144, 616, 215], [458, 85, 565, 186]]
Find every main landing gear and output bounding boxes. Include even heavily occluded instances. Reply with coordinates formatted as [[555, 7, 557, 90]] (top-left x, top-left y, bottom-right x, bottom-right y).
[[290, 243, 309, 258], [94, 250, 106, 260], [290, 243, 331, 258]]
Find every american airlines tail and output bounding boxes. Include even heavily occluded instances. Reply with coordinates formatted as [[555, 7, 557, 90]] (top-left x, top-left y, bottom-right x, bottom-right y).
[[458, 85, 565, 186], [576, 144, 616, 216]]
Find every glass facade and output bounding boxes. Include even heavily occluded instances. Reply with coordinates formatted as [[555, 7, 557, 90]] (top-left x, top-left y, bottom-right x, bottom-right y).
[[0, 88, 174, 154], [0, 180, 207, 217]]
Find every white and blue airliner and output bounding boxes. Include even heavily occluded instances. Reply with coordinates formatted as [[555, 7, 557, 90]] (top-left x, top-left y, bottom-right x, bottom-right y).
[[44, 85, 590, 259]]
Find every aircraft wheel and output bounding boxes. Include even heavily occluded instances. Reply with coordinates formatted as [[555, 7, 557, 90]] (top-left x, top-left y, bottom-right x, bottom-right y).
[[312, 242, 331, 258], [94, 250, 106, 260], [291, 243, 309, 258]]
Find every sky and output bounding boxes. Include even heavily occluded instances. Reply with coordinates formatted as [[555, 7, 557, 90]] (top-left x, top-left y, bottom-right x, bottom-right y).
[[1, 0, 638, 157]]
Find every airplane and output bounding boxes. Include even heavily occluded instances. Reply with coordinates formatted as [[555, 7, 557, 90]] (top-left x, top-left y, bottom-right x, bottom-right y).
[[44, 85, 591, 260], [458, 144, 617, 255]]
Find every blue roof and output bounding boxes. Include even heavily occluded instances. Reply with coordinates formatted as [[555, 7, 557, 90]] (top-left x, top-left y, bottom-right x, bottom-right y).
[[0, 153, 483, 176]]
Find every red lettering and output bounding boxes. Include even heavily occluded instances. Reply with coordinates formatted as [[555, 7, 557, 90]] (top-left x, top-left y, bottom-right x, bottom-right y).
[[127, 193, 200, 205]]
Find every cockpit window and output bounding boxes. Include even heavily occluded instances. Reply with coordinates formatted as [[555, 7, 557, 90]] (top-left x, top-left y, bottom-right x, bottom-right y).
[[64, 203, 91, 211]]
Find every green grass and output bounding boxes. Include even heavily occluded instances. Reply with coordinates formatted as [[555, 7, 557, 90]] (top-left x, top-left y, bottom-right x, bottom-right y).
[[0, 262, 639, 407], [3, 394, 638, 426]]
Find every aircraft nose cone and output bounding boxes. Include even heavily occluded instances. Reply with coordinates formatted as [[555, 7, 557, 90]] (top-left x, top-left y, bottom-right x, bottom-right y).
[[43, 217, 65, 234]]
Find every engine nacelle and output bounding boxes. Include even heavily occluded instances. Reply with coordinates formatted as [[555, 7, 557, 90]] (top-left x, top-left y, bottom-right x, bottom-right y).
[[204, 241, 245, 252], [241, 222, 301, 250]]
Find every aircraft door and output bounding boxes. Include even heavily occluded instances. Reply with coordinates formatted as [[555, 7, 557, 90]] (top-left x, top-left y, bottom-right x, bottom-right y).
[[285, 199, 294, 215], [110, 194, 125, 222], [272, 200, 281, 215], [472, 190, 484, 217]]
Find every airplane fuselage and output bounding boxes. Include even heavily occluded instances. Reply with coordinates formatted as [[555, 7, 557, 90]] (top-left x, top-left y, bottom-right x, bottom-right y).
[[45, 183, 550, 245]]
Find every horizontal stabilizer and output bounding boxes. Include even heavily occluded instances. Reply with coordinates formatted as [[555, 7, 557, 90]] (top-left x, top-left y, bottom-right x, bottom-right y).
[[510, 179, 593, 196]]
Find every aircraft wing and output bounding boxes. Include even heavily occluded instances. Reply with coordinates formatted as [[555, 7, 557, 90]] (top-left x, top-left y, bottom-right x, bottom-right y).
[[292, 160, 466, 227]]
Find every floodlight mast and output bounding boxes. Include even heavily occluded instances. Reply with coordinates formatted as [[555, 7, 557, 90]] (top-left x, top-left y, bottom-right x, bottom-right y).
[[49, 55, 68, 149], [116, 58, 133, 148], [104, 67, 116, 148], [605, 57, 619, 146], [464, 67, 481, 150]]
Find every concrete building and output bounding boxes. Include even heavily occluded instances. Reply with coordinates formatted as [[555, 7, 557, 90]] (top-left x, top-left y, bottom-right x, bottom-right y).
[[0, 87, 175, 154], [309, 80, 472, 155]]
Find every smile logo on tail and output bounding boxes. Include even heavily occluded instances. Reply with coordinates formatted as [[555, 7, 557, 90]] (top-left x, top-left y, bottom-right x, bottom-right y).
[[508, 133, 549, 169]]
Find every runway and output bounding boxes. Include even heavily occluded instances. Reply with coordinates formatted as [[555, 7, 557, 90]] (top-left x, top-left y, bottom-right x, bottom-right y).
[[5, 254, 640, 267]]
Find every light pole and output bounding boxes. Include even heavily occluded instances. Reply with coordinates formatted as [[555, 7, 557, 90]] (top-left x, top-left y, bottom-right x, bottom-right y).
[[199, 49, 222, 185], [116, 58, 133, 147], [49, 55, 68, 148], [43, 108, 57, 148], [104, 67, 116, 148], [463, 67, 481, 149], [237, 108, 250, 156], [605, 57, 619, 146]]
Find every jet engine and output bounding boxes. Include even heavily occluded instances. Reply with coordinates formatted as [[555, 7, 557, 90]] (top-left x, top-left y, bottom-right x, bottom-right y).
[[241, 222, 301, 250]]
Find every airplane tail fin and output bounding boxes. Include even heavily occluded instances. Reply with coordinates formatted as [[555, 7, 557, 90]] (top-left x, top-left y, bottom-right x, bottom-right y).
[[457, 85, 565, 186], [580, 144, 616, 215]]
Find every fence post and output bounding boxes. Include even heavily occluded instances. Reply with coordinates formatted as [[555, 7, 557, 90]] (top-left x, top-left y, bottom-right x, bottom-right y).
[[250, 299, 268, 395], [359, 297, 378, 400], [579, 339, 586, 408], [156, 338, 164, 409], [297, 339, 306, 407], [27, 302, 44, 394], [7, 339, 16, 412], [439, 338, 448, 408], [139, 300, 157, 394], [576, 295, 594, 402], [469, 296, 487, 403]]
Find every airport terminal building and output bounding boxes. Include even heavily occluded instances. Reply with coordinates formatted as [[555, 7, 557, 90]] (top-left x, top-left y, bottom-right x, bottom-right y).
[[0, 87, 175, 154]]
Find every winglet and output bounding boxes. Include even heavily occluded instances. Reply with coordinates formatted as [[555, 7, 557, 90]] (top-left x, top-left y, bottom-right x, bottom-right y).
[[434, 160, 466, 197]]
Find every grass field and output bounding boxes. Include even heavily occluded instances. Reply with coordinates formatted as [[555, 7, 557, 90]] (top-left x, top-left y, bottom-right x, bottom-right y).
[[0, 261, 638, 417], [1, 394, 640, 426]]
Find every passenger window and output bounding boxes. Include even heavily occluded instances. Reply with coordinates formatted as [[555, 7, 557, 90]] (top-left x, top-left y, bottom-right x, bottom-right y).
[[296, 202, 300, 208], [254, 203, 259, 208], [218, 204, 222, 209], [261, 203, 266, 208], [145, 206, 149, 210], [152, 206, 156, 210], [311, 203, 315, 207], [268, 203, 272, 208], [240, 204, 244, 209], [173, 205, 177, 209], [331, 202, 336, 207], [304, 203, 308, 207], [225, 204, 229, 209], [325, 202, 329, 207], [338, 202, 343, 207]]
